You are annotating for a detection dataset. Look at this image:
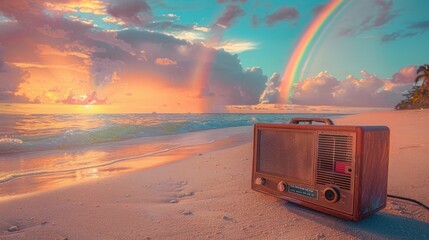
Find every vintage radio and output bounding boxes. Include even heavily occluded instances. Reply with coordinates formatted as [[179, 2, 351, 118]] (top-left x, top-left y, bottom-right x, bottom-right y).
[[252, 118, 389, 221]]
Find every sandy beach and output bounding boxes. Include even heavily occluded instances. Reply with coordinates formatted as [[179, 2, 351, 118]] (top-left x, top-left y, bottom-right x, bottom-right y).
[[1, 109, 428, 239]]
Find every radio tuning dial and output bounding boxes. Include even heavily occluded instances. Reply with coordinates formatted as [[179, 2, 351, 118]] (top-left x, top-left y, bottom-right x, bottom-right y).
[[277, 181, 288, 192], [324, 187, 340, 203], [255, 177, 266, 185]]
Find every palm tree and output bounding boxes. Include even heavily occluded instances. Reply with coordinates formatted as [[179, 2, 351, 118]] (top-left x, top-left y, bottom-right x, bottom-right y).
[[395, 64, 429, 110], [415, 64, 429, 91]]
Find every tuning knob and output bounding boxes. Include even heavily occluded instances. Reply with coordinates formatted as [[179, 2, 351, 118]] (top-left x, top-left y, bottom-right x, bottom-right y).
[[254, 177, 266, 185], [277, 181, 288, 192], [323, 187, 340, 203]]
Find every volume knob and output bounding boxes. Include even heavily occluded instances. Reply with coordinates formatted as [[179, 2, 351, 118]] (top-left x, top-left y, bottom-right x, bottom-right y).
[[277, 181, 288, 192], [255, 177, 266, 185], [323, 187, 340, 203]]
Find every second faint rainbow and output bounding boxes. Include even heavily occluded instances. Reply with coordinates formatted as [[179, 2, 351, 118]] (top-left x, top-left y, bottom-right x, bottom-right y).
[[278, 0, 345, 103]]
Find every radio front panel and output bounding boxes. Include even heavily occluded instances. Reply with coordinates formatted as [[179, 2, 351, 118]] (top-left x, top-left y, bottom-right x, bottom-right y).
[[252, 122, 389, 221], [253, 127, 356, 215]]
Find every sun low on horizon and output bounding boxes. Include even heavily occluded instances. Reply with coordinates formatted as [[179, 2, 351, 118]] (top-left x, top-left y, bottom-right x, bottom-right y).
[[1, 0, 429, 114]]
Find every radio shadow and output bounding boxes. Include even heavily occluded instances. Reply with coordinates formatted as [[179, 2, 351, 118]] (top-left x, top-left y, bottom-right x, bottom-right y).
[[282, 201, 429, 239]]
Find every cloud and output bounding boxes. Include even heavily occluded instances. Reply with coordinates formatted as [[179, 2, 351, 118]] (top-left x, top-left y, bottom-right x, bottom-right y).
[[372, 0, 397, 28], [265, 6, 298, 26], [0, 0, 269, 110], [117, 29, 188, 48], [103, 16, 126, 25], [0, 0, 131, 103], [44, 1, 107, 15], [144, 23, 209, 42], [190, 52, 268, 105], [193, 26, 210, 32], [381, 32, 401, 43], [259, 73, 281, 103], [60, 90, 107, 105], [214, 66, 267, 105], [402, 31, 419, 38], [91, 57, 125, 86], [215, 40, 257, 53], [155, 58, 177, 65], [291, 71, 339, 106], [391, 65, 416, 84], [107, 0, 152, 25], [170, 31, 206, 42], [0, 2, 95, 64], [112, 29, 269, 106], [145, 21, 192, 32], [338, 0, 398, 38], [239, 67, 268, 104], [380, 20, 429, 43], [290, 67, 416, 107], [162, 14, 179, 21], [213, 5, 245, 29], [380, 19, 429, 43], [0, 55, 31, 102], [409, 19, 429, 31]]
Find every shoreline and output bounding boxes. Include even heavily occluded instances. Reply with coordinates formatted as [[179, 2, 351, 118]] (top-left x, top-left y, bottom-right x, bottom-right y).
[[0, 111, 346, 200], [1, 109, 428, 239], [0, 126, 252, 202]]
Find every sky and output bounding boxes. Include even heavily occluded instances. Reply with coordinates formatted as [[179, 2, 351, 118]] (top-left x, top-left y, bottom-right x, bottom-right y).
[[0, 0, 428, 113]]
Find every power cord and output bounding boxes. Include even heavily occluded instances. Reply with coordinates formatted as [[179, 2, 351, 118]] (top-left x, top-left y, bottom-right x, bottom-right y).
[[387, 194, 429, 210]]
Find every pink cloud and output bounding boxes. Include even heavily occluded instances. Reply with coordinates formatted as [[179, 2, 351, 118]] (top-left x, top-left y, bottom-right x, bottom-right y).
[[391, 65, 416, 84], [290, 67, 416, 108], [291, 71, 339, 105]]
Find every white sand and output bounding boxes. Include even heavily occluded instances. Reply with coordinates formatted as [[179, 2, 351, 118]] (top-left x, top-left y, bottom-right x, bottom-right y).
[[0, 109, 428, 239]]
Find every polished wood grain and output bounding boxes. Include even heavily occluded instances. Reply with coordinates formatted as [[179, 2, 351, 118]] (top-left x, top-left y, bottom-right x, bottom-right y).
[[252, 122, 390, 222], [353, 127, 390, 221]]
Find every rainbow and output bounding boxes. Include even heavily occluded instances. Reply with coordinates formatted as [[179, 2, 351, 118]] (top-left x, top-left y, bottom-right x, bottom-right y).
[[190, 28, 224, 112], [189, 46, 216, 112], [278, 0, 345, 103]]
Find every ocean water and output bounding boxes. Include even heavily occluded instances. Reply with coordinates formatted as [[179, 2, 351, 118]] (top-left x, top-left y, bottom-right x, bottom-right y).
[[0, 113, 343, 196], [0, 113, 344, 154]]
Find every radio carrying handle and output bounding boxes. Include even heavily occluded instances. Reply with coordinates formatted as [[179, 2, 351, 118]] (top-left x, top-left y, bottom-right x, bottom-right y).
[[289, 118, 334, 125]]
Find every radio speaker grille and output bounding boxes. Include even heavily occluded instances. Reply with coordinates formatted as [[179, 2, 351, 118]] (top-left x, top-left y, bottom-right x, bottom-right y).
[[316, 134, 353, 190]]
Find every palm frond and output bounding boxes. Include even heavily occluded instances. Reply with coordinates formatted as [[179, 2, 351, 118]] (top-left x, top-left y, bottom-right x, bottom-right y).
[[417, 64, 429, 74], [415, 74, 426, 84]]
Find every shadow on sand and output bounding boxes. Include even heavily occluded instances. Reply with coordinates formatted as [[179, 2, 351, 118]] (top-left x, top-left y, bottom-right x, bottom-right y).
[[283, 202, 429, 239]]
